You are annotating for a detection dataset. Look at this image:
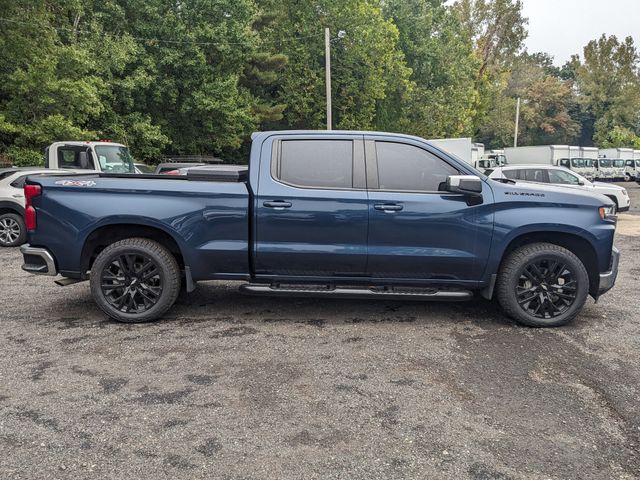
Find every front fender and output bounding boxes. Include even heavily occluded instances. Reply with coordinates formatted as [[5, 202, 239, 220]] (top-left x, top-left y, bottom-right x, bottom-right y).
[[483, 201, 615, 281]]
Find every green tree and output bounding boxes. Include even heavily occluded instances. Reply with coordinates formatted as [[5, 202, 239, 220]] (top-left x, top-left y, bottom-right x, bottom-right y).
[[256, 0, 412, 131], [454, 0, 528, 79], [0, 1, 103, 164], [574, 35, 640, 147], [476, 53, 580, 147], [380, 0, 479, 138]]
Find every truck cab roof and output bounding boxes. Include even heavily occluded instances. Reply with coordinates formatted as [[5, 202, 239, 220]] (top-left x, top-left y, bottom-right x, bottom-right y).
[[48, 141, 127, 149]]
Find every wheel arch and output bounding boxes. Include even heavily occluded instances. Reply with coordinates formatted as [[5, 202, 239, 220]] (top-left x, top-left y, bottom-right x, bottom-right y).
[[497, 231, 600, 297], [604, 194, 619, 208], [80, 223, 186, 276], [0, 201, 25, 217]]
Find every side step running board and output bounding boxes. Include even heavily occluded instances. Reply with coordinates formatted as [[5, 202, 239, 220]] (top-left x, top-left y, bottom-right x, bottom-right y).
[[239, 284, 473, 302]]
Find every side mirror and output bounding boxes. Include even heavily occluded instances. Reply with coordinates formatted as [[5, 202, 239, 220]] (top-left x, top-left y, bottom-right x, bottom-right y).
[[445, 175, 483, 196], [78, 151, 89, 169], [578, 180, 585, 186]]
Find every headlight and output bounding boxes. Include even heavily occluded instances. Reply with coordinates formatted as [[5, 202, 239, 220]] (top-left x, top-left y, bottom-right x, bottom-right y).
[[599, 206, 617, 220]]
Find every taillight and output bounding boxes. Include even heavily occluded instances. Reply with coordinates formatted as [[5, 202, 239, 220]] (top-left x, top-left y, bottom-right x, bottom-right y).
[[24, 184, 41, 231], [165, 170, 180, 175]]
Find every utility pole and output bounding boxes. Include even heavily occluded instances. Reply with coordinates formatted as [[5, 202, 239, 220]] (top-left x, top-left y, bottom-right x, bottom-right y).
[[514, 97, 521, 148], [325, 27, 332, 130]]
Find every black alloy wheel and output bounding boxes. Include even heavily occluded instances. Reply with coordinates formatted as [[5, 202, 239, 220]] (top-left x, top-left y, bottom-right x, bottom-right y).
[[101, 253, 163, 314], [90, 238, 181, 323], [496, 243, 589, 327], [515, 258, 577, 319]]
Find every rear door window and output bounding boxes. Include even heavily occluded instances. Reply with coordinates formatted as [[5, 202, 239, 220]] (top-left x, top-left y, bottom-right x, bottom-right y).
[[522, 169, 549, 183], [57, 146, 94, 169], [10, 175, 30, 189], [275, 140, 354, 189], [502, 170, 519, 180]]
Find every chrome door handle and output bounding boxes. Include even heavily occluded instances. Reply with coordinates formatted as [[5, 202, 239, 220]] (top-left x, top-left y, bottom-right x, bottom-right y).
[[263, 200, 292, 209], [374, 203, 403, 212]]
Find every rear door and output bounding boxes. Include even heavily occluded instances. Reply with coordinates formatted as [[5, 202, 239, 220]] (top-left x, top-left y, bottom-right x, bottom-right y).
[[254, 134, 369, 278], [365, 136, 493, 282]]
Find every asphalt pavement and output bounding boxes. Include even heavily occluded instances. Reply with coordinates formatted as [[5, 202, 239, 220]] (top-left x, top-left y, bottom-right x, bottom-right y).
[[1, 183, 639, 479]]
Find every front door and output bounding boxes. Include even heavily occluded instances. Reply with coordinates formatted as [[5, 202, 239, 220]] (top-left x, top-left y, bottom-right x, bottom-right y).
[[365, 137, 493, 282], [254, 135, 369, 278]]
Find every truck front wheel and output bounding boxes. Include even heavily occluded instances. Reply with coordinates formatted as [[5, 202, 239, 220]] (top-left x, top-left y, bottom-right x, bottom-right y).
[[90, 238, 181, 323], [496, 243, 589, 327]]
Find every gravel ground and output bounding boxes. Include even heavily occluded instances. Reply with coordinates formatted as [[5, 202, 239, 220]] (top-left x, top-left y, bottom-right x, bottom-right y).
[[1, 183, 639, 479]]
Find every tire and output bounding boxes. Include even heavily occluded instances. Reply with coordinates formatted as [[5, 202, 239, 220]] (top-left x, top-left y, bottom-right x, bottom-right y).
[[496, 243, 589, 327], [0, 213, 26, 247], [623, 173, 631, 182], [90, 238, 181, 323]]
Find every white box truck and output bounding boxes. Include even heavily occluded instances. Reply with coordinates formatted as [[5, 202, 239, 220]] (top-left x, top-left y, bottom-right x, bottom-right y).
[[628, 150, 640, 180], [429, 138, 494, 172], [564, 145, 596, 179], [580, 147, 599, 180], [504, 145, 576, 171], [487, 149, 506, 166], [599, 148, 632, 180]]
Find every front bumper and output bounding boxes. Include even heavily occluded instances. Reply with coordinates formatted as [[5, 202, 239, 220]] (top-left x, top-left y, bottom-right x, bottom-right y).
[[21, 245, 58, 276], [598, 246, 620, 296]]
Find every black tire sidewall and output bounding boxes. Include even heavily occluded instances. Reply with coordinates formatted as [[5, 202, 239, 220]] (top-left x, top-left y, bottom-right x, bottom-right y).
[[497, 244, 589, 327], [90, 239, 180, 323], [0, 213, 26, 247]]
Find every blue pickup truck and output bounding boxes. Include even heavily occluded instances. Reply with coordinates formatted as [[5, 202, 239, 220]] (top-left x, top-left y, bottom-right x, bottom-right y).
[[20, 131, 619, 327]]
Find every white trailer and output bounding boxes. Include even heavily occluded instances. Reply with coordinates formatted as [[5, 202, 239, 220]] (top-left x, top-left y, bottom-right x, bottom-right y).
[[429, 138, 494, 172], [44, 141, 135, 174], [599, 148, 633, 180]]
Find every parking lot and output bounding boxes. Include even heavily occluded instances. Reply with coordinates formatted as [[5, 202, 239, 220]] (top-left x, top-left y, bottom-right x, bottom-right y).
[[1, 184, 639, 480]]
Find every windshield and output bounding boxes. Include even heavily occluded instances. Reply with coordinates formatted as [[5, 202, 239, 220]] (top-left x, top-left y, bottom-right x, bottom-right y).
[[478, 159, 496, 169], [598, 159, 612, 168], [613, 159, 625, 167], [571, 158, 584, 168], [94, 145, 135, 173]]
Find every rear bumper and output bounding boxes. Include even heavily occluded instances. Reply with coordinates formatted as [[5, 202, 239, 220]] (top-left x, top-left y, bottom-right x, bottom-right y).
[[21, 245, 58, 276], [598, 246, 619, 296]]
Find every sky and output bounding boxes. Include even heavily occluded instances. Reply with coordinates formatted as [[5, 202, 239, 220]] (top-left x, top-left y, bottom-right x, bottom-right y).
[[521, 0, 640, 65]]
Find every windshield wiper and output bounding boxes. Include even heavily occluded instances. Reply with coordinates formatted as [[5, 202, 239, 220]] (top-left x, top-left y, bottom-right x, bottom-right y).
[[494, 178, 516, 184]]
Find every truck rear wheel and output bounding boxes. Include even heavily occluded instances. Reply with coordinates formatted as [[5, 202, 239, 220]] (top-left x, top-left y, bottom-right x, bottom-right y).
[[496, 243, 589, 327], [90, 238, 181, 323]]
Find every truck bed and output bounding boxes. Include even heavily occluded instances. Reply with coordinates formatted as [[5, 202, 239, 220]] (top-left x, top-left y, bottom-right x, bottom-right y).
[[27, 173, 252, 281]]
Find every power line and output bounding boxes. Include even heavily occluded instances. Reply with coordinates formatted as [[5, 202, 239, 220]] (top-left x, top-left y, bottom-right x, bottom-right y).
[[0, 17, 327, 47]]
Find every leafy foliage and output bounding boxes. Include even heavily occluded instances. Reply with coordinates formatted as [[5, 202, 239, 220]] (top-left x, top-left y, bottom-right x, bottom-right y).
[[0, 0, 639, 165]]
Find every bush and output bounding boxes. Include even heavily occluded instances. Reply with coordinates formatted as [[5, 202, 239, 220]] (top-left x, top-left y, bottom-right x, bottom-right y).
[[7, 147, 43, 167]]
